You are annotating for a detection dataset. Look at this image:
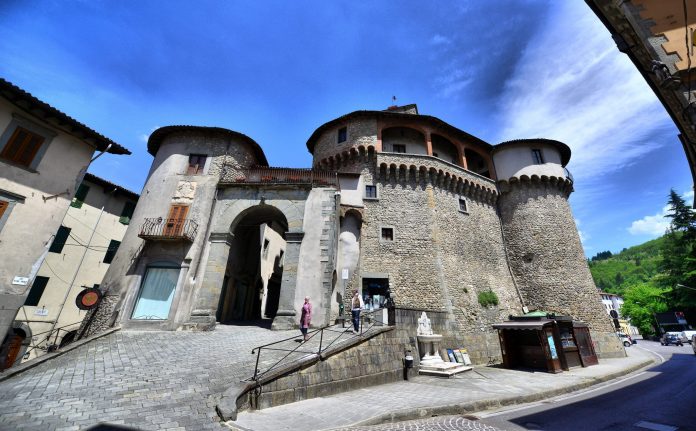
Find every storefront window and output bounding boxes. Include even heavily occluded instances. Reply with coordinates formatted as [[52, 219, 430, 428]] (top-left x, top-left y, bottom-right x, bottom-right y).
[[362, 278, 390, 310], [131, 265, 179, 320]]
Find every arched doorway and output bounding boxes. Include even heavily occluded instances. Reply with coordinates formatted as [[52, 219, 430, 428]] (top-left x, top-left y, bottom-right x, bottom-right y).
[[0, 324, 30, 370], [216, 205, 288, 324]]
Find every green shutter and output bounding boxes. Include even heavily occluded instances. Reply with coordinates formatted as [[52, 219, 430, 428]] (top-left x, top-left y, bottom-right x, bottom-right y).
[[103, 240, 120, 264], [25, 276, 49, 306], [119, 201, 136, 225], [71, 184, 90, 208], [49, 226, 71, 253]]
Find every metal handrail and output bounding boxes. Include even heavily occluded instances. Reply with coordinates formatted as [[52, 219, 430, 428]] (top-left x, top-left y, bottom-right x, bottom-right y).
[[8, 321, 82, 369], [250, 307, 388, 382], [138, 217, 198, 241]]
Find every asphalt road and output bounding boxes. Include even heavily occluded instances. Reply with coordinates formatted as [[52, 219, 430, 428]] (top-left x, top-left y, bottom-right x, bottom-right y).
[[477, 340, 696, 431]]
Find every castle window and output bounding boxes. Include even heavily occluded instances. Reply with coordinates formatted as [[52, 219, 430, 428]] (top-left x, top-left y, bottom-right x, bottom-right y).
[[365, 185, 377, 199], [392, 144, 406, 153], [458, 198, 468, 213], [187, 154, 207, 175], [0, 116, 57, 170], [337, 127, 347, 143], [381, 227, 394, 241], [532, 149, 544, 164]]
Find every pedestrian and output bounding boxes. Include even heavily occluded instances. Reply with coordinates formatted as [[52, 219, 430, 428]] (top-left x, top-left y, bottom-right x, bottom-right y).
[[351, 290, 363, 333], [300, 296, 312, 341]]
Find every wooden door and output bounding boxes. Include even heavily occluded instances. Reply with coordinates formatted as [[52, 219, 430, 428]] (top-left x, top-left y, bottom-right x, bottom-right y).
[[0, 200, 8, 219], [163, 205, 189, 237], [574, 326, 599, 366], [2, 334, 24, 370]]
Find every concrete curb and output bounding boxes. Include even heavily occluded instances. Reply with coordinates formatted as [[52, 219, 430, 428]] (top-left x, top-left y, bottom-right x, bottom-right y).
[[0, 326, 121, 383], [325, 356, 657, 430]]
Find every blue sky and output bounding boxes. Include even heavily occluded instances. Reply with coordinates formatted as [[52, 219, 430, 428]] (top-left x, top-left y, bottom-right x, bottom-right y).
[[0, 1, 692, 256]]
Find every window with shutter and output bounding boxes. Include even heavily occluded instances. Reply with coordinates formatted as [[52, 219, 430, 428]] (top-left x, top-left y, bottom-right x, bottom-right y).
[[0, 127, 45, 167], [25, 276, 50, 306], [187, 154, 207, 175], [49, 226, 71, 253], [163, 205, 189, 236], [103, 239, 121, 264], [71, 184, 90, 208], [119, 201, 136, 225]]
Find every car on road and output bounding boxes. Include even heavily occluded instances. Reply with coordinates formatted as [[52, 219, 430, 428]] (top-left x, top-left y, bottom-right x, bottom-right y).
[[661, 332, 684, 346], [693, 335, 696, 354], [680, 330, 696, 344], [618, 333, 632, 347]]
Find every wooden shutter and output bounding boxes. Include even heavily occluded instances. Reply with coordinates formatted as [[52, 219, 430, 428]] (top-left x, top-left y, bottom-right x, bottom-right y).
[[0, 127, 45, 167], [0, 200, 8, 219], [573, 326, 599, 367], [49, 226, 71, 253], [163, 205, 189, 236]]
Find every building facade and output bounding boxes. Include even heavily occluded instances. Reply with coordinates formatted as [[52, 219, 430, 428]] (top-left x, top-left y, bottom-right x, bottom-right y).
[[0, 78, 129, 369], [84, 105, 624, 363], [6, 174, 138, 367]]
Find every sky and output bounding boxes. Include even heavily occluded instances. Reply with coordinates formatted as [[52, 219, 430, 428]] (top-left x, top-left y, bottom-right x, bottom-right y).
[[0, 0, 693, 257]]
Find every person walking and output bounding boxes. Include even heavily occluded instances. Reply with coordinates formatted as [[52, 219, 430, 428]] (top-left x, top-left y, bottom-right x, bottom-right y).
[[351, 290, 363, 333], [300, 296, 312, 342]]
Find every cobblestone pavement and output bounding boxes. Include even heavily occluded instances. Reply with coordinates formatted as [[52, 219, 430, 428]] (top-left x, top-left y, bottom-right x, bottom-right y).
[[330, 415, 503, 431], [0, 325, 307, 431]]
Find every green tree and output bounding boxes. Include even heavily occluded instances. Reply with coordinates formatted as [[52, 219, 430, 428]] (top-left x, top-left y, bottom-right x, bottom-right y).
[[621, 283, 669, 336]]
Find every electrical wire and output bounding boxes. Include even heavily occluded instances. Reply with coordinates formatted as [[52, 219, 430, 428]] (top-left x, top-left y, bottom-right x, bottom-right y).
[[42, 260, 74, 286]]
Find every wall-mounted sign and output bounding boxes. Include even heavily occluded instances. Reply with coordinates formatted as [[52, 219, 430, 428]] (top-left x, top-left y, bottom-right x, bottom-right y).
[[76, 288, 103, 310], [342, 269, 349, 280], [12, 276, 29, 286], [34, 308, 49, 316], [547, 334, 558, 360]]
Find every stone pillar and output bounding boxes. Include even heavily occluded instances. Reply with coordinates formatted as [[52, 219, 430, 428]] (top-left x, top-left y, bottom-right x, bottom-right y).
[[271, 230, 304, 330], [189, 232, 233, 330]]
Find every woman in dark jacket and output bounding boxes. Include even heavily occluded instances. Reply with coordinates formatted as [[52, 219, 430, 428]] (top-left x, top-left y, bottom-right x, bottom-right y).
[[300, 296, 312, 341]]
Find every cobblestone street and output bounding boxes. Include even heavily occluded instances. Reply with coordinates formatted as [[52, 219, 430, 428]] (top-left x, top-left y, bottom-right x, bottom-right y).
[[0, 326, 301, 430], [331, 415, 503, 431]]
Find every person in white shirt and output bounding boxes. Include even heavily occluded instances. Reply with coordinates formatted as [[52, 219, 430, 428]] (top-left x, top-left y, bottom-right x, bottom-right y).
[[351, 290, 364, 333]]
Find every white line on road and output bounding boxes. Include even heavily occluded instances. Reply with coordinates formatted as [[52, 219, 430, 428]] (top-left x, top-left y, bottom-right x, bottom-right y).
[[635, 345, 665, 363]]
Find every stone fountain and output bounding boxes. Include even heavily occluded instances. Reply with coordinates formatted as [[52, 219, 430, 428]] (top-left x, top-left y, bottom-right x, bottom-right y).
[[416, 312, 472, 377]]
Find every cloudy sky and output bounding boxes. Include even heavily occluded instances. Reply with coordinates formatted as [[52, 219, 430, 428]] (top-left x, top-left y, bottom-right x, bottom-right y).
[[0, 0, 692, 256]]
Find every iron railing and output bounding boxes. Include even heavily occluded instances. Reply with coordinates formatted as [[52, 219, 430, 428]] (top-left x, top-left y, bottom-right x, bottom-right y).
[[249, 307, 389, 383], [220, 167, 338, 187], [138, 218, 198, 242], [4, 321, 82, 370]]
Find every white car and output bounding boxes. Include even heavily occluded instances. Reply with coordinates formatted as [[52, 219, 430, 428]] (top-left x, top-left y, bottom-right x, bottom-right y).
[[617, 333, 632, 347], [681, 330, 696, 344]]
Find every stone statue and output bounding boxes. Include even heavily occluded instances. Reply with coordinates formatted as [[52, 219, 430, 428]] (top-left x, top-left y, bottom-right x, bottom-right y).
[[417, 311, 433, 336]]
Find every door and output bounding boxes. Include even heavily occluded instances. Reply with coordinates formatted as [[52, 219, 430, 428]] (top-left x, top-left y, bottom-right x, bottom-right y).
[[573, 326, 599, 366], [163, 205, 189, 237]]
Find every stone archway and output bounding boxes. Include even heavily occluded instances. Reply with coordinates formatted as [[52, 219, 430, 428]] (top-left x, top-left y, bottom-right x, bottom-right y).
[[216, 205, 288, 324]]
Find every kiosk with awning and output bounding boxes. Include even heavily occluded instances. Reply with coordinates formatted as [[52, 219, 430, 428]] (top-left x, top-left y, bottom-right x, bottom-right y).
[[492, 313, 598, 373]]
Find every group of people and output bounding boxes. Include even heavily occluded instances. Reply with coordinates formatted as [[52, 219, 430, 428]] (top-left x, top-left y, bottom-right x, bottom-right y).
[[298, 290, 364, 342]]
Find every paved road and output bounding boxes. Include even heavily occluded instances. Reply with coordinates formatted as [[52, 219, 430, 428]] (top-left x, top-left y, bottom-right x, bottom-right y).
[[476, 340, 696, 431]]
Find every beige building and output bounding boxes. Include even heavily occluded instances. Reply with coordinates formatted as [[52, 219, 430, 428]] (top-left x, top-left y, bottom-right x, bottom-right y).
[[10, 174, 138, 365], [0, 78, 130, 370]]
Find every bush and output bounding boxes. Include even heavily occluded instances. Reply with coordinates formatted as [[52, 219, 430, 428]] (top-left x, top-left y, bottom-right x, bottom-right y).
[[478, 290, 499, 307]]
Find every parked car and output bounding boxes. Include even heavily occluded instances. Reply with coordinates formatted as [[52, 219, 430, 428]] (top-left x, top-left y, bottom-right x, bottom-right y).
[[618, 333, 632, 347], [680, 330, 696, 344], [661, 332, 684, 346], [693, 335, 696, 355]]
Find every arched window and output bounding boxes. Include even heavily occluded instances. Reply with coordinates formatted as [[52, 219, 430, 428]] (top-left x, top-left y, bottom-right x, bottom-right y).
[[131, 262, 180, 320], [431, 134, 460, 166], [464, 149, 491, 178], [382, 127, 426, 155]]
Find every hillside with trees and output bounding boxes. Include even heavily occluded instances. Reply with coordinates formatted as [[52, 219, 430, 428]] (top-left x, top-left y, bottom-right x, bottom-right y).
[[588, 190, 696, 335]]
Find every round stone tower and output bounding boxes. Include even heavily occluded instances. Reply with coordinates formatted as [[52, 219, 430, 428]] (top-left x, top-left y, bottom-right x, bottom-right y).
[[493, 139, 624, 358]]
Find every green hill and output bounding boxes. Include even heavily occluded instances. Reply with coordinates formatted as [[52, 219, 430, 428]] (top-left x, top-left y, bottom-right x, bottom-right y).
[[588, 236, 666, 296]]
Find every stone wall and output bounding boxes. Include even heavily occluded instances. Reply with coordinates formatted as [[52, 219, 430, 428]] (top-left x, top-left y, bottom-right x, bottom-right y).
[[312, 118, 378, 166], [498, 179, 625, 358]]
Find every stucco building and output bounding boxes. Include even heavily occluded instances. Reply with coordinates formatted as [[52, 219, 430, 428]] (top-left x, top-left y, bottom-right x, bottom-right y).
[[83, 104, 624, 363], [0, 78, 130, 369], [5, 174, 138, 367]]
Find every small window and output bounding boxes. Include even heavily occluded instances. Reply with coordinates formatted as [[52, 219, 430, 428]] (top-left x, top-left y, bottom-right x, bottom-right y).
[[458, 198, 468, 213], [187, 154, 207, 175], [532, 149, 544, 164], [49, 226, 71, 254], [25, 276, 49, 306], [337, 127, 347, 143], [119, 201, 136, 225], [103, 239, 121, 264], [381, 227, 394, 241], [0, 126, 45, 168], [365, 185, 377, 199], [71, 184, 90, 208], [392, 144, 406, 153]]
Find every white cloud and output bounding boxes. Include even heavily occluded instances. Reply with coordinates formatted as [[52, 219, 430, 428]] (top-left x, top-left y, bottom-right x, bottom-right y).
[[575, 218, 589, 244], [430, 34, 451, 46], [495, 2, 672, 183], [138, 126, 160, 143], [628, 190, 694, 236]]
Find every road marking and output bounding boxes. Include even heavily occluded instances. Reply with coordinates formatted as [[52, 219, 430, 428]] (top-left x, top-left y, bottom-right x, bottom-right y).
[[634, 420, 677, 431], [635, 345, 665, 363]]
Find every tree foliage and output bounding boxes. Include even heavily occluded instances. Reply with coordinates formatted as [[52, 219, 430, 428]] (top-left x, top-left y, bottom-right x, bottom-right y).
[[621, 283, 669, 336]]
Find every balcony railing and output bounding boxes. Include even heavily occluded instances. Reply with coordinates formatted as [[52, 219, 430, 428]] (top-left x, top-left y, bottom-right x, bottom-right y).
[[138, 218, 198, 242], [220, 167, 338, 187]]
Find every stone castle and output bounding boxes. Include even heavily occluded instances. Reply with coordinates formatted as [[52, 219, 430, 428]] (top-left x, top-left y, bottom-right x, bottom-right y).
[[83, 104, 624, 362]]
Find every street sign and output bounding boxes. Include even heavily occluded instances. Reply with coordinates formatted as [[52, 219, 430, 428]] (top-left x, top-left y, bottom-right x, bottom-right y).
[[76, 288, 103, 310], [12, 276, 29, 286]]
